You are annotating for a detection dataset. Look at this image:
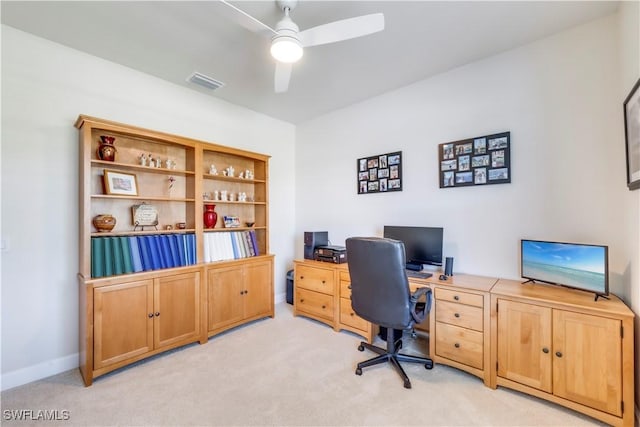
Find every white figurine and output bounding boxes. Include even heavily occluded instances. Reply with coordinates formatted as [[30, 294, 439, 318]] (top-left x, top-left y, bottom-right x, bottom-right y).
[[148, 155, 155, 168], [227, 166, 235, 177], [213, 190, 219, 201], [209, 164, 217, 175], [165, 159, 172, 169], [157, 158, 162, 168], [221, 190, 228, 201], [140, 154, 147, 166]]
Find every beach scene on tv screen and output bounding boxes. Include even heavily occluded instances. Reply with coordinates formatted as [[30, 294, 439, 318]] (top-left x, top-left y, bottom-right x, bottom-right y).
[[522, 241, 606, 293]]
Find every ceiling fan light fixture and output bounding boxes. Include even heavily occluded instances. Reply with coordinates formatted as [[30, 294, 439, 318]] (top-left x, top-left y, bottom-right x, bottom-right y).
[[271, 36, 303, 63]]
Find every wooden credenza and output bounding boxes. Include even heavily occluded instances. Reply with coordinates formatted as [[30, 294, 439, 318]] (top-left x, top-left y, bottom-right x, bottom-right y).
[[490, 279, 634, 427], [292, 259, 496, 386], [292, 259, 635, 426]]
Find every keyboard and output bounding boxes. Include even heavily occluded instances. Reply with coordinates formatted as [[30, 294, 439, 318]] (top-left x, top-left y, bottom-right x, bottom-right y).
[[406, 270, 433, 279]]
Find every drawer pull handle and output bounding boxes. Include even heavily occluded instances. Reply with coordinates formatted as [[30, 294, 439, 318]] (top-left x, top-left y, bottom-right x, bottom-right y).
[[322, 280, 326, 284], [148, 313, 154, 318], [454, 343, 460, 348], [555, 351, 563, 358], [453, 295, 460, 301], [454, 313, 460, 318], [155, 312, 160, 317], [350, 312, 354, 316], [322, 305, 326, 309], [300, 299, 304, 303], [300, 276, 304, 280], [542, 347, 549, 354], [347, 285, 352, 289]]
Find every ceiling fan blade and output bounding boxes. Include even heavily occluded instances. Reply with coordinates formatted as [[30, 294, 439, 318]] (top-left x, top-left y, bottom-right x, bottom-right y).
[[275, 62, 292, 93], [299, 13, 384, 47], [219, 0, 277, 38]]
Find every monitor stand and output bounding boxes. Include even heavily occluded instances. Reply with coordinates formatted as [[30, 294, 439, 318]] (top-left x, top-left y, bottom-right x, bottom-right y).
[[406, 262, 423, 271]]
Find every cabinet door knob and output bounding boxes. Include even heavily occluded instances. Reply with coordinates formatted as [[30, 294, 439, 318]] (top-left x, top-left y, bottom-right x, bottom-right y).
[[322, 280, 326, 284], [300, 299, 304, 303], [245, 290, 248, 294], [347, 285, 352, 290], [453, 295, 460, 301], [542, 347, 549, 354], [454, 313, 460, 318], [155, 312, 160, 317], [148, 313, 154, 318], [350, 312, 354, 316], [322, 305, 326, 309], [555, 351, 563, 358], [300, 276, 304, 280], [454, 343, 460, 348]]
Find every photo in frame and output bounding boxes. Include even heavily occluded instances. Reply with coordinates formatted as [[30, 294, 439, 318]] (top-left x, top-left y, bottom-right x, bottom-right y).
[[357, 151, 402, 194], [103, 169, 139, 196], [439, 132, 510, 188], [624, 78, 640, 190]]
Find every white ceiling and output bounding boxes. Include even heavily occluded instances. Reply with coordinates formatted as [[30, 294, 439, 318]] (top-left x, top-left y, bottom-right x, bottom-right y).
[[1, 1, 618, 124]]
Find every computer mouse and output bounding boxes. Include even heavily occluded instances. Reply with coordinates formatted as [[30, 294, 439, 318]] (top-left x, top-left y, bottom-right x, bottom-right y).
[[439, 274, 448, 281]]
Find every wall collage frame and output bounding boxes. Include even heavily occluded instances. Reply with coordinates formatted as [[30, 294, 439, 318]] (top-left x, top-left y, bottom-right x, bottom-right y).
[[439, 132, 511, 188], [357, 151, 402, 194]]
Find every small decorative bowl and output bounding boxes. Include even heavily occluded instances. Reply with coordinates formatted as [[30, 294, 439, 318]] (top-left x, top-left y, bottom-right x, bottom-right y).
[[245, 222, 255, 227], [93, 214, 116, 232]]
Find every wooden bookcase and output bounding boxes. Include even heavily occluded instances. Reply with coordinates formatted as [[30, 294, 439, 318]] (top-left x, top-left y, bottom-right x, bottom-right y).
[[76, 115, 274, 385]]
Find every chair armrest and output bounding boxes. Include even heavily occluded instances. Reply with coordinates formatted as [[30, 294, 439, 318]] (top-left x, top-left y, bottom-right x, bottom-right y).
[[410, 287, 432, 324]]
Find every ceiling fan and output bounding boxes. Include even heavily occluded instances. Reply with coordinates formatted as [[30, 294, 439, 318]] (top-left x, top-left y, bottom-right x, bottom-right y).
[[220, 0, 385, 93]]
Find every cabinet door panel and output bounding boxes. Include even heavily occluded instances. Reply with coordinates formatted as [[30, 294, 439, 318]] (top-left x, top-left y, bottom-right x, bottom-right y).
[[208, 267, 244, 330], [497, 299, 552, 392], [154, 272, 200, 349], [244, 261, 272, 318], [94, 280, 153, 369], [553, 311, 622, 416]]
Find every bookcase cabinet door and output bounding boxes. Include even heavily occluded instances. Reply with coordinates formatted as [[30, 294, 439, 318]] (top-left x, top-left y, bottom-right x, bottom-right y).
[[207, 266, 245, 331], [154, 271, 201, 349], [244, 260, 273, 319], [93, 280, 154, 369]]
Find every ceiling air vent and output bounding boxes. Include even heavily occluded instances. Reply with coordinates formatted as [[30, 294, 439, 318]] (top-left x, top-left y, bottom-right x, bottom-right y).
[[186, 72, 224, 91]]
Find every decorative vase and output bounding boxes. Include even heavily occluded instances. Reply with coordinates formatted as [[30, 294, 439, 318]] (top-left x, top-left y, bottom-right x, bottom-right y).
[[93, 214, 116, 232], [203, 204, 217, 228], [97, 135, 117, 161]]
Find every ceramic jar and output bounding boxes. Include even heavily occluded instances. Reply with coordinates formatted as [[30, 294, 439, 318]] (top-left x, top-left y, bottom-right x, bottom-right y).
[[93, 214, 116, 232], [97, 135, 116, 161]]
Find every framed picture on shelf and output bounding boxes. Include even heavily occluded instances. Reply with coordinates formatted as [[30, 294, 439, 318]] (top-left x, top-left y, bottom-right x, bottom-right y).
[[103, 169, 139, 196], [624, 78, 640, 190], [357, 151, 402, 194], [438, 132, 510, 188]]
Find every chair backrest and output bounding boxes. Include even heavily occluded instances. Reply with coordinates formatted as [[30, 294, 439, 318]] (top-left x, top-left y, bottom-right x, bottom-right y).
[[346, 237, 413, 330]]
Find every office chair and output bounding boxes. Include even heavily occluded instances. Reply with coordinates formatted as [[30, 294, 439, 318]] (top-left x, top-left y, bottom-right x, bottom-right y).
[[346, 237, 433, 389]]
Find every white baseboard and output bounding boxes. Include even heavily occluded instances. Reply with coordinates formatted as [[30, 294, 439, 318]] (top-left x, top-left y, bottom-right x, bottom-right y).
[[274, 291, 286, 304], [1, 353, 78, 391]]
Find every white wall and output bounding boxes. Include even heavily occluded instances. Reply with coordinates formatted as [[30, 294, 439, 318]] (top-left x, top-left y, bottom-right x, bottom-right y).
[[0, 26, 296, 390], [296, 14, 629, 288], [617, 0, 640, 415]]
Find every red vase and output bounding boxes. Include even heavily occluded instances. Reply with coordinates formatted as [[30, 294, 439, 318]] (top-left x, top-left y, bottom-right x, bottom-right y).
[[203, 204, 217, 228], [97, 135, 117, 161]]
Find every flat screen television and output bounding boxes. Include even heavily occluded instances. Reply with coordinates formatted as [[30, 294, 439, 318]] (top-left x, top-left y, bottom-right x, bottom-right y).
[[383, 226, 443, 266], [520, 239, 609, 298]]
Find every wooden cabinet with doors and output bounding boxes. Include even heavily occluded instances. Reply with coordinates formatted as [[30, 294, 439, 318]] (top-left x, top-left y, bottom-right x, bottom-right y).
[[490, 279, 634, 427], [77, 115, 274, 386], [83, 268, 203, 385], [206, 256, 274, 336]]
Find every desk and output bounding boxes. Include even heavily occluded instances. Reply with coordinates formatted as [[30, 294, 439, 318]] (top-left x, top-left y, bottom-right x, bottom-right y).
[[292, 259, 497, 386]]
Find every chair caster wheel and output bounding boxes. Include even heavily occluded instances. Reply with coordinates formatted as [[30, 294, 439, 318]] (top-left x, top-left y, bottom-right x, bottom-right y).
[[358, 344, 365, 352], [355, 368, 362, 376], [404, 380, 411, 389], [425, 360, 433, 370]]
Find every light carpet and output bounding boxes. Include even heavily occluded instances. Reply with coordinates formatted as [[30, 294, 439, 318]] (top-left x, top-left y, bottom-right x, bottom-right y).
[[1, 302, 603, 426]]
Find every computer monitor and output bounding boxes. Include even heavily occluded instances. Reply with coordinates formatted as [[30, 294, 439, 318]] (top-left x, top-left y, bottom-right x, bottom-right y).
[[383, 226, 444, 267]]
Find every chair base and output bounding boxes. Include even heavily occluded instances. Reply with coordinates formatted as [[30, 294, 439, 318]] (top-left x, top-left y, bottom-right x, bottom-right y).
[[355, 329, 433, 389]]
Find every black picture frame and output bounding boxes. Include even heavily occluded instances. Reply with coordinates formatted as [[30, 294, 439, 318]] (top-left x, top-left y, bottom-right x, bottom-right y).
[[439, 132, 511, 188], [357, 151, 402, 194], [624, 78, 640, 190]]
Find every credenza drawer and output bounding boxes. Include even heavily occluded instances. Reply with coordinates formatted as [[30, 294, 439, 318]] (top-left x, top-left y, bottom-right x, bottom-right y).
[[339, 297, 367, 330], [436, 300, 483, 332], [339, 279, 352, 298], [296, 265, 334, 294], [435, 322, 483, 369], [296, 288, 334, 321], [436, 288, 483, 308]]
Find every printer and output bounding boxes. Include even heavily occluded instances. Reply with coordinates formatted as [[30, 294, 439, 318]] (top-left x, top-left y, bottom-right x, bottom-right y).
[[313, 245, 347, 264]]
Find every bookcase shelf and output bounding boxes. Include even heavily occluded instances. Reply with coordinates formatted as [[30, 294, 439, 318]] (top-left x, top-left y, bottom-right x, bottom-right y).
[[76, 115, 274, 386]]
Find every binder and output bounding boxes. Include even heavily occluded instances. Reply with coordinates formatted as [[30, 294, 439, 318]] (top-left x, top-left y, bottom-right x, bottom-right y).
[[103, 236, 114, 277], [120, 236, 134, 274], [138, 236, 152, 271], [91, 237, 105, 278], [129, 236, 144, 273], [148, 235, 162, 270], [112, 237, 125, 275], [249, 230, 260, 256], [168, 234, 180, 267], [159, 235, 173, 268]]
